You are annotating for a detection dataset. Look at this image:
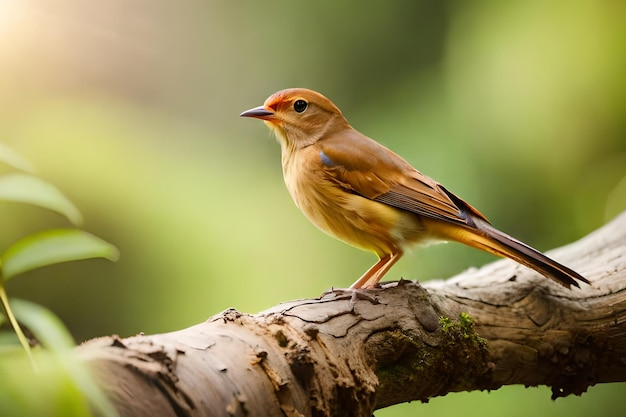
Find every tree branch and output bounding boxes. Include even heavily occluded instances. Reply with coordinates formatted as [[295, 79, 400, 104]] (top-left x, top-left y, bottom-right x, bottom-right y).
[[78, 212, 626, 417]]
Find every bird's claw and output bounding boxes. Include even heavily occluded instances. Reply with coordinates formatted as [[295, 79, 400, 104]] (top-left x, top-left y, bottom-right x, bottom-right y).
[[320, 287, 380, 310]]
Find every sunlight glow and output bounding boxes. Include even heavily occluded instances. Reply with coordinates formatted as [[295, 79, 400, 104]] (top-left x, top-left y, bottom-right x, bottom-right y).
[[0, 0, 25, 38]]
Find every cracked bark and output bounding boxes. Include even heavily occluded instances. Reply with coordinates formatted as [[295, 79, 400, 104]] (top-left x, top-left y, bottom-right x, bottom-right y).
[[78, 211, 626, 417]]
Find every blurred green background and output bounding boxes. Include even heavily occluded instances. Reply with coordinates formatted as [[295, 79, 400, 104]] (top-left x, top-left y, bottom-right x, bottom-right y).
[[1, 1, 625, 415]]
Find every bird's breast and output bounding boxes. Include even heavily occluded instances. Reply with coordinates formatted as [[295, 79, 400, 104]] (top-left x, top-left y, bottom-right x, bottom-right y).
[[281, 147, 428, 256]]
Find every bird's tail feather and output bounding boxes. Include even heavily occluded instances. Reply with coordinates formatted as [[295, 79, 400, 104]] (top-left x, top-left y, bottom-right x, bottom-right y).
[[443, 219, 590, 288]]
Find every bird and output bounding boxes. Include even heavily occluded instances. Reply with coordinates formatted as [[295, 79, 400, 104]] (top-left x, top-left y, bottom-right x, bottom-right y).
[[240, 88, 589, 290]]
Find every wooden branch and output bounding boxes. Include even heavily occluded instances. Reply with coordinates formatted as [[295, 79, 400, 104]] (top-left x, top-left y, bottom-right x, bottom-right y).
[[78, 212, 626, 417]]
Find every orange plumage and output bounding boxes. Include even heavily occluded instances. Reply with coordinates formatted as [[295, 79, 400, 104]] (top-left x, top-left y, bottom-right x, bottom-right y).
[[241, 88, 589, 289]]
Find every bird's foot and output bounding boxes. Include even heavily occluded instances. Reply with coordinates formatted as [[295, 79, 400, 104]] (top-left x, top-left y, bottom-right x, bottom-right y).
[[320, 287, 380, 310]]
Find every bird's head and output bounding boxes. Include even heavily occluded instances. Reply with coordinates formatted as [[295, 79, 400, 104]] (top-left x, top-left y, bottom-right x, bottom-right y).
[[240, 88, 350, 150]]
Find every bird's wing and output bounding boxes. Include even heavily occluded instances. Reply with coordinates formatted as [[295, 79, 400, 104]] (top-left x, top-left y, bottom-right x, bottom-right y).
[[318, 130, 489, 226], [376, 176, 490, 226]]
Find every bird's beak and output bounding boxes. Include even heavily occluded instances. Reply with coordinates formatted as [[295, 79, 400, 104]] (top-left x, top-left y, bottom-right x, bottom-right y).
[[240, 106, 274, 120]]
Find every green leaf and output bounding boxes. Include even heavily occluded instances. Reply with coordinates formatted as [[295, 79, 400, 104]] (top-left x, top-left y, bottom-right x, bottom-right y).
[[1, 229, 120, 282], [0, 173, 83, 225], [10, 298, 120, 417], [10, 298, 75, 352], [0, 143, 36, 173]]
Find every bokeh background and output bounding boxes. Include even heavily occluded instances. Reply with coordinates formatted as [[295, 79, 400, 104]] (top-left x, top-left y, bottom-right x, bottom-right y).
[[1, 1, 625, 416]]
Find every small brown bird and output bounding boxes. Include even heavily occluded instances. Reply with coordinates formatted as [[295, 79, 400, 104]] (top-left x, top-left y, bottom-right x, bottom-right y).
[[240, 88, 589, 289]]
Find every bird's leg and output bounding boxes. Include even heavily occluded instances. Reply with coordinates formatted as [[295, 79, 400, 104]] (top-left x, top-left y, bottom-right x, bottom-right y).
[[350, 252, 402, 289], [320, 255, 395, 303], [359, 252, 402, 289], [349, 256, 389, 289]]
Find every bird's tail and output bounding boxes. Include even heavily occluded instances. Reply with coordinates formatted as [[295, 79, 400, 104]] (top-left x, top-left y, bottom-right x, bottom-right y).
[[439, 218, 590, 288]]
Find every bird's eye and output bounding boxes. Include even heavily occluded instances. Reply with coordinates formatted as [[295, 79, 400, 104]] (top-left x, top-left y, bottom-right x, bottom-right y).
[[293, 99, 308, 113]]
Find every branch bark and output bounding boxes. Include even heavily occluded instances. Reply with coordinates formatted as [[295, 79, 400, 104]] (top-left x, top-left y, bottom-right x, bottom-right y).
[[78, 211, 626, 417]]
